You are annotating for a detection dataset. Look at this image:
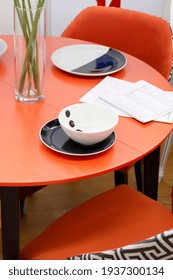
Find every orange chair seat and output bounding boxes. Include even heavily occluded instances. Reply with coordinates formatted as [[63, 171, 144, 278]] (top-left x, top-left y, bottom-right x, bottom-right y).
[[20, 185, 173, 260]]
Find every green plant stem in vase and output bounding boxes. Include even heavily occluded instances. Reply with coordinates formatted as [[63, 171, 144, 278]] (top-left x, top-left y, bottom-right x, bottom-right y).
[[14, 0, 46, 103]]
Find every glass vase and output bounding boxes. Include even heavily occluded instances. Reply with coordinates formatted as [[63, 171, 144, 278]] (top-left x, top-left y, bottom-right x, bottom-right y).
[[14, 0, 46, 103]]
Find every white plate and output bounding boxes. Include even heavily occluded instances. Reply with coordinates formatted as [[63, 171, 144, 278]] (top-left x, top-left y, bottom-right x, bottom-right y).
[[0, 39, 7, 58], [51, 44, 127, 76]]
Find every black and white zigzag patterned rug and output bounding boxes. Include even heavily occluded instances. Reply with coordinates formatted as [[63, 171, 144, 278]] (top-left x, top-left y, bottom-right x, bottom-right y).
[[68, 228, 173, 260]]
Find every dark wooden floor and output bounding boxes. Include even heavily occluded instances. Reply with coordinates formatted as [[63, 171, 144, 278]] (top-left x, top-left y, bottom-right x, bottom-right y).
[[0, 143, 172, 259]]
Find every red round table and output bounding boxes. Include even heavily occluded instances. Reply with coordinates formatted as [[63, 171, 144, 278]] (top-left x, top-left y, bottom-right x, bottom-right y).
[[0, 35, 172, 259]]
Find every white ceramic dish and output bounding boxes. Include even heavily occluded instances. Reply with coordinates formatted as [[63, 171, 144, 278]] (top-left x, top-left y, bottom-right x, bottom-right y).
[[51, 44, 127, 76], [0, 39, 7, 58], [58, 103, 119, 145]]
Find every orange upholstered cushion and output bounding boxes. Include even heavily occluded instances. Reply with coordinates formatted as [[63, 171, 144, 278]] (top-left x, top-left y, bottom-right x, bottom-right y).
[[62, 6, 172, 79], [20, 185, 173, 260]]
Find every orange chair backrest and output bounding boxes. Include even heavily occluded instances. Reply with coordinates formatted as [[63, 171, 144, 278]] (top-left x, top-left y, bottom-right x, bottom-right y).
[[61, 6, 173, 79]]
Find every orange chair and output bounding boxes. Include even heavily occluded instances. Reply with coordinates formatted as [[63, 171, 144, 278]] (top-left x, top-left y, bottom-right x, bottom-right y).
[[20, 185, 173, 260], [61, 6, 173, 193], [61, 6, 172, 80]]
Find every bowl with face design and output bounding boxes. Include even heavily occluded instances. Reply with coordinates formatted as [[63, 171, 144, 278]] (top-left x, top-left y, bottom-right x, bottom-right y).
[[58, 103, 118, 145]]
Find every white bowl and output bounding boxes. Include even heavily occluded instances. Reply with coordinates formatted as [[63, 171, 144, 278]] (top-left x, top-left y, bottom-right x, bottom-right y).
[[58, 103, 118, 145]]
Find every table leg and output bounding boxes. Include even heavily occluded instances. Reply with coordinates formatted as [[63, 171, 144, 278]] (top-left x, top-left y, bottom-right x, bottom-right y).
[[142, 146, 160, 200], [1, 187, 20, 260], [114, 171, 128, 186], [134, 160, 143, 192]]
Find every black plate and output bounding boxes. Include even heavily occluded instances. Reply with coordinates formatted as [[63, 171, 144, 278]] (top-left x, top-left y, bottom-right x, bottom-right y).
[[40, 119, 116, 156]]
